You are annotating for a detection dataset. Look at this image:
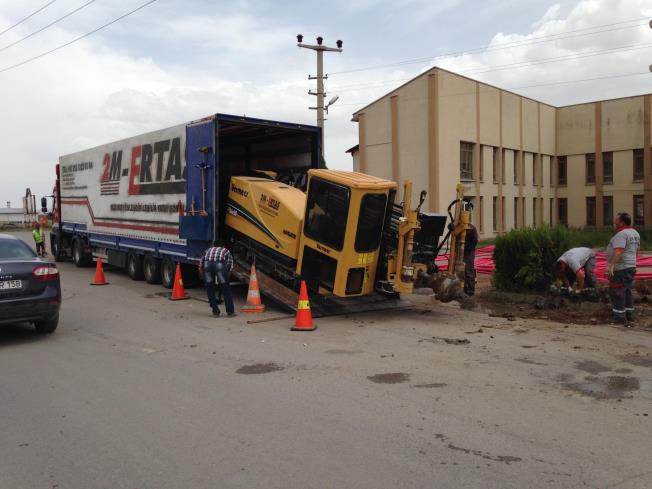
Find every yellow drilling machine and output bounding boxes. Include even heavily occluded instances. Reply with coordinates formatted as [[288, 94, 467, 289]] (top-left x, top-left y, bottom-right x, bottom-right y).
[[225, 169, 470, 314]]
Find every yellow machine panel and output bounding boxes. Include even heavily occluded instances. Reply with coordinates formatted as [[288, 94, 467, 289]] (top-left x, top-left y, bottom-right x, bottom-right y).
[[226, 176, 306, 259], [298, 170, 397, 297]]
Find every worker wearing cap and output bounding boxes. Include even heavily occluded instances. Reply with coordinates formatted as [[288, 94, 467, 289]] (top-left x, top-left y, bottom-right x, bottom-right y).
[[32, 222, 46, 257], [199, 241, 236, 318], [606, 212, 640, 325], [553, 247, 596, 291]]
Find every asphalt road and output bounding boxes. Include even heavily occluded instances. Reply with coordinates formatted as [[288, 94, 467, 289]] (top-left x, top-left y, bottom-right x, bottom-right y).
[[1, 231, 651, 489]]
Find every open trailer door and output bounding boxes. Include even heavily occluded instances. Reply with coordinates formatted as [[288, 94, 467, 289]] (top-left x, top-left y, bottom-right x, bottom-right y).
[[180, 118, 217, 258]]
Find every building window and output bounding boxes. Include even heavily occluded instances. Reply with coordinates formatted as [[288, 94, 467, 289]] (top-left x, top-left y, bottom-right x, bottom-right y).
[[533, 155, 539, 186], [558, 156, 567, 186], [479, 148, 484, 183], [492, 196, 497, 231], [460, 142, 474, 181], [585, 153, 595, 184], [479, 196, 484, 232], [501, 196, 505, 231], [558, 198, 568, 226], [634, 194, 644, 226], [493, 148, 499, 183], [603, 152, 613, 184], [603, 196, 613, 226], [514, 197, 518, 228], [634, 148, 644, 182], [586, 197, 596, 227], [513, 156, 519, 185], [550, 198, 554, 225], [533, 197, 537, 226], [501, 150, 506, 185], [550, 158, 554, 186]]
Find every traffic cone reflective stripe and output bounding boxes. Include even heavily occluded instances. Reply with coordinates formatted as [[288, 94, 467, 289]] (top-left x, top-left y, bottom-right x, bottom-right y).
[[242, 263, 265, 313], [292, 280, 316, 331], [90, 256, 108, 285], [169, 263, 189, 300]]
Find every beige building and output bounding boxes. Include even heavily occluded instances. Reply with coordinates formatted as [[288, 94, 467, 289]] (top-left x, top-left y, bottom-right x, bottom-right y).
[[350, 67, 652, 238]]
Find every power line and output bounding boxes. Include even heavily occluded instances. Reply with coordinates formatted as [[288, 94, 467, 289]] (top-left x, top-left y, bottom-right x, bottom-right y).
[[328, 17, 649, 76], [333, 71, 651, 108], [0, 0, 97, 54], [464, 42, 652, 75], [328, 42, 652, 93], [0, 0, 159, 75], [0, 0, 57, 37]]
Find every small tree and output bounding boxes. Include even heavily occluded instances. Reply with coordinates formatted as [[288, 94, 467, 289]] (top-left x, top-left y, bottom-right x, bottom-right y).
[[493, 226, 572, 292]]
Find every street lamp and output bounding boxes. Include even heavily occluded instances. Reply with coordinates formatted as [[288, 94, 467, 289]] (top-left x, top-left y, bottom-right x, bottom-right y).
[[325, 95, 339, 114]]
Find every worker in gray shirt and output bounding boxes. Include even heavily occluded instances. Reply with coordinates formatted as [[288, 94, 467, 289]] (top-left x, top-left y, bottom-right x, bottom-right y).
[[553, 247, 596, 290], [606, 212, 640, 325]]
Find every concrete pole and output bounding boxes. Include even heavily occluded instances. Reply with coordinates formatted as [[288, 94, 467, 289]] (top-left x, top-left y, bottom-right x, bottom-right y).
[[316, 49, 325, 132], [297, 36, 342, 159]]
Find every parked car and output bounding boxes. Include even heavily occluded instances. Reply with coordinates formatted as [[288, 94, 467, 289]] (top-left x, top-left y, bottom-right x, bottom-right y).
[[0, 234, 61, 333]]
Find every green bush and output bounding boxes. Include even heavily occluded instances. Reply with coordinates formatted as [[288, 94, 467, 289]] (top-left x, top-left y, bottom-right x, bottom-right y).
[[493, 225, 572, 292]]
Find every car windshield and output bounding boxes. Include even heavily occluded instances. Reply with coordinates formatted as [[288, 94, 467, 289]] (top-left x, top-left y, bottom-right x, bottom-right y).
[[0, 239, 37, 260]]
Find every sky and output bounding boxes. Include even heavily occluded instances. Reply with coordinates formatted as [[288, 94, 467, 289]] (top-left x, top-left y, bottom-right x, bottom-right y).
[[0, 0, 651, 207]]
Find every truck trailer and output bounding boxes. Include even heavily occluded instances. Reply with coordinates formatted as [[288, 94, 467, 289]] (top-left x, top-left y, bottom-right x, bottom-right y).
[[51, 113, 446, 313]]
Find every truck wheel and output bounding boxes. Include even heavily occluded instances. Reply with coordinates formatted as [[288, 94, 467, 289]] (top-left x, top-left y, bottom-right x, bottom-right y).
[[34, 314, 59, 334], [127, 253, 145, 280], [52, 235, 65, 262], [143, 255, 161, 284], [72, 238, 92, 267], [161, 257, 175, 289]]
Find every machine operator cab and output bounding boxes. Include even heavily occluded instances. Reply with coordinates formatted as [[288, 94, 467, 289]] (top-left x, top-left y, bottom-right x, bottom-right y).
[[298, 169, 396, 297]]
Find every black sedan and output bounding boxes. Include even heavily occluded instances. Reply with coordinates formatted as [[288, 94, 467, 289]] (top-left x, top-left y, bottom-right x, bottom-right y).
[[0, 233, 61, 333]]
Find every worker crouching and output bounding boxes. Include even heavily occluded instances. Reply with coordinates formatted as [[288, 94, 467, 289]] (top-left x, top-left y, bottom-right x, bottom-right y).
[[199, 241, 236, 318], [553, 247, 596, 291]]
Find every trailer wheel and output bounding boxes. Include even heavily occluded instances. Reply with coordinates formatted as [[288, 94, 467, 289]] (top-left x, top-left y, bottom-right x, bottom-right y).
[[143, 255, 161, 284], [161, 257, 175, 289], [72, 238, 92, 267], [127, 253, 145, 280]]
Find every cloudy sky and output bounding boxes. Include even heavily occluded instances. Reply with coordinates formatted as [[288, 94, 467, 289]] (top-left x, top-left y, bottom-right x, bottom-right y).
[[0, 0, 651, 207]]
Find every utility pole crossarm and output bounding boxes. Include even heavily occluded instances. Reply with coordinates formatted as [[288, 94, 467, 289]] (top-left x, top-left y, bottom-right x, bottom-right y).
[[297, 43, 343, 53]]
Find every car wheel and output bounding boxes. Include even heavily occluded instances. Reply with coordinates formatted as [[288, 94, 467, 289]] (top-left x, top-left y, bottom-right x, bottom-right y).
[[127, 253, 145, 280], [34, 314, 59, 334], [161, 257, 175, 289], [143, 254, 161, 284]]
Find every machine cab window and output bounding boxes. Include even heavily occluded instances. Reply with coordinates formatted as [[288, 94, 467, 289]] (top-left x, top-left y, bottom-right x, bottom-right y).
[[304, 178, 350, 251], [355, 193, 387, 252]]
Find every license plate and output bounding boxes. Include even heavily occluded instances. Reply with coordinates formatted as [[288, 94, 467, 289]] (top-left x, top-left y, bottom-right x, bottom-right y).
[[0, 280, 22, 291]]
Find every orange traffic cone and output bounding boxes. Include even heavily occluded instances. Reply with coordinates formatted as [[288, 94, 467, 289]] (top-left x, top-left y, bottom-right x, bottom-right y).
[[169, 263, 189, 300], [90, 256, 108, 285], [291, 280, 316, 331], [242, 263, 265, 313]]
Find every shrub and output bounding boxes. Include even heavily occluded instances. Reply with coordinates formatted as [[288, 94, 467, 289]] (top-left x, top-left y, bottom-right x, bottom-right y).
[[493, 225, 572, 292]]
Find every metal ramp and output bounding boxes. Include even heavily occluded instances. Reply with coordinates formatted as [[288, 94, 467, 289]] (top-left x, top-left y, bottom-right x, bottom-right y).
[[232, 262, 412, 318]]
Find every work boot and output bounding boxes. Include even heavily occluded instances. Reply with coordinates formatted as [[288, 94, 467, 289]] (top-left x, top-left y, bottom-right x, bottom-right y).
[[212, 311, 220, 318], [227, 312, 237, 318]]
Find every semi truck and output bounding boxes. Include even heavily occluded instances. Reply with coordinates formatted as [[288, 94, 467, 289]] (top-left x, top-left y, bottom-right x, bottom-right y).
[[50, 113, 446, 313]]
